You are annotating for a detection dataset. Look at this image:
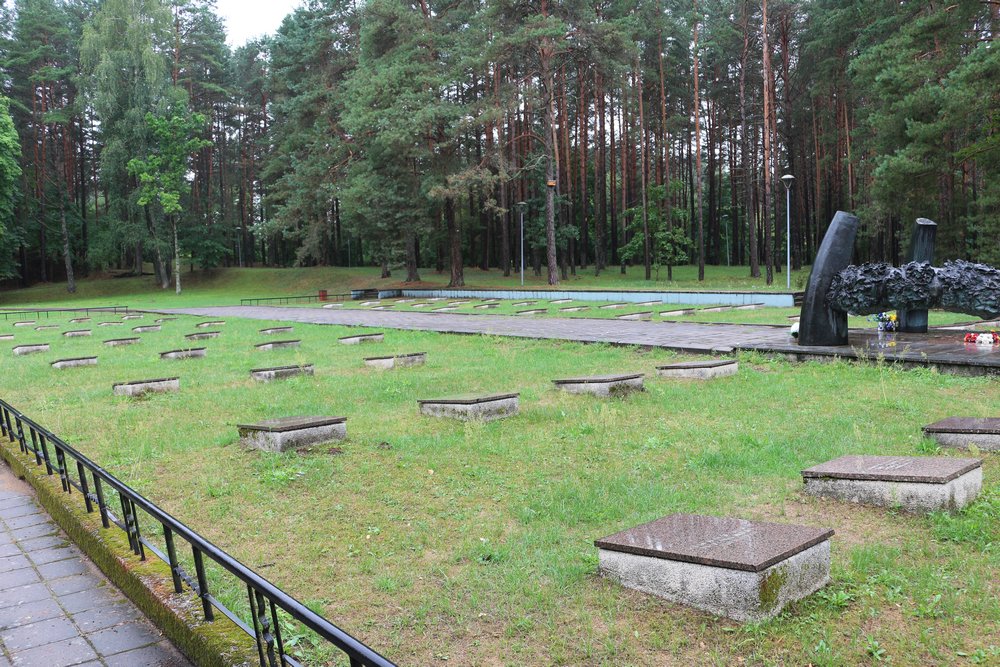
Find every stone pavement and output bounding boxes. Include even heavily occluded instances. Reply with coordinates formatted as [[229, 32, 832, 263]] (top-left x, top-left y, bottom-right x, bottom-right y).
[[0, 462, 191, 667]]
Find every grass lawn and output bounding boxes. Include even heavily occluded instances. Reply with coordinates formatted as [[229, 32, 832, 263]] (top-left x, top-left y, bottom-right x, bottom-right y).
[[0, 308, 997, 666]]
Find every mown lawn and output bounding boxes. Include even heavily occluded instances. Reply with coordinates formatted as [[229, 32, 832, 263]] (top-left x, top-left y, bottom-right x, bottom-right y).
[[0, 311, 997, 666]]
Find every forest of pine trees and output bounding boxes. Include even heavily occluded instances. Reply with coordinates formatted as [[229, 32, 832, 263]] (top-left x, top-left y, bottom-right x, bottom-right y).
[[0, 0, 998, 290]]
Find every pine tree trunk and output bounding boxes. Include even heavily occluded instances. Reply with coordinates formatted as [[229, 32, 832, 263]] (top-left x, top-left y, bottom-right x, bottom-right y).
[[60, 198, 76, 293], [693, 0, 705, 281], [762, 0, 775, 285], [173, 217, 181, 295], [446, 197, 464, 287]]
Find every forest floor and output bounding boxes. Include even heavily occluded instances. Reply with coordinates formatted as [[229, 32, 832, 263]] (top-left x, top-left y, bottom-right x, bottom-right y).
[[0, 310, 997, 666]]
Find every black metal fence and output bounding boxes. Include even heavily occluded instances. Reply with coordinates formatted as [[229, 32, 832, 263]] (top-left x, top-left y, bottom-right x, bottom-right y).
[[0, 306, 131, 321], [0, 399, 395, 667], [240, 293, 349, 307]]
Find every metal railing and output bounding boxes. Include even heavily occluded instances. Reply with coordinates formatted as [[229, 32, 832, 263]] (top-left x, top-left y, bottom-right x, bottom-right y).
[[240, 293, 349, 307], [0, 399, 395, 667], [0, 306, 131, 321]]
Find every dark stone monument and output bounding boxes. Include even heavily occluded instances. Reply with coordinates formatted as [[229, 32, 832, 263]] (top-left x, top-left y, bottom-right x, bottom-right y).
[[923, 417, 1000, 452], [897, 218, 937, 333], [798, 211, 859, 346]]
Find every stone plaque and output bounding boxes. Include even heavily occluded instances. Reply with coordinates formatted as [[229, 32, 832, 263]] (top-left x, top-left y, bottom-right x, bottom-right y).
[[802, 455, 981, 484]]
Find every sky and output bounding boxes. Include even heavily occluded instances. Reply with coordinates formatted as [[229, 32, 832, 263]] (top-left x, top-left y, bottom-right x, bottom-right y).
[[215, 0, 303, 47]]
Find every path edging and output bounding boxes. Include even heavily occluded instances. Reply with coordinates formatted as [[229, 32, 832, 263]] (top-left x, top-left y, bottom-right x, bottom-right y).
[[0, 441, 256, 667]]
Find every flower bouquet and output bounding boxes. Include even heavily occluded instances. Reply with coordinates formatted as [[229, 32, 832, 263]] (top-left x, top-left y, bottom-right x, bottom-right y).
[[964, 331, 1000, 346], [869, 312, 898, 332]]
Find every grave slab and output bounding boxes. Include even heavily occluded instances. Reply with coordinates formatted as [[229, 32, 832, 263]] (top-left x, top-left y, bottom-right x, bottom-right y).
[[159, 348, 207, 360], [68, 318, 90, 324], [418, 393, 519, 422], [561, 306, 589, 312], [595, 514, 833, 622], [132, 325, 161, 333], [255, 339, 301, 351], [13, 321, 36, 327], [51, 357, 98, 369], [259, 327, 294, 335], [185, 331, 220, 340], [63, 330, 92, 338], [249, 364, 314, 382], [550, 299, 573, 304], [516, 309, 547, 316], [512, 301, 536, 307], [923, 417, 1000, 452], [364, 352, 427, 369], [322, 303, 343, 309], [411, 303, 430, 308], [112, 378, 179, 397], [13, 344, 49, 356], [433, 306, 459, 312], [359, 301, 381, 307], [474, 303, 498, 309], [338, 333, 384, 345], [599, 303, 627, 309], [660, 308, 695, 317], [734, 303, 766, 311], [238, 416, 345, 452], [802, 455, 982, 512], [98, 322, 123, 327], [195, 321, 225, 328], [553, 373, 645, 397], [657, 359, 738, 380], [701, 306, 733, 313], [617, 312, 652, 321], [0, 334, 13, 341], [34, 325, 59, 331], [154, 318, 176, 323], [120, 315, 143, 320], [103, 338, 140, 347]]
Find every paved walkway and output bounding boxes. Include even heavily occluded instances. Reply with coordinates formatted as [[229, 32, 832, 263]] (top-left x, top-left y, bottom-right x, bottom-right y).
[[0, 463, 190, 667]]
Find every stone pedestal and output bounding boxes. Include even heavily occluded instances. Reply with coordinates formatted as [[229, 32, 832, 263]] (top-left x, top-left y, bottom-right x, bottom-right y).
[[13, 344, 49, 356], [661, 309, 695, 317], [595, 514, 833, 622], [656, 359, 738, 380], [52, 357, 98, 369], [121, 315, 143, 321], [98, 322, 123, 327], [513, 301, 537, 307], [160, 348, 207, 360], [132, 325, 161, 333], [186, 331, 220, 340], [113, 378, 179, 397], [617, 312, 652, 321], [418, 393, 519, 422], [553, 373, 644, 397], [13, 321, 36, 327], [516, 309, 546, 316], [63, 330, 92, 338], [260, 327, 294, 335], [923, 417, 1000, 452], [69, 318, 91, 324], [34, 325, 59, 331], [561, 306, 589, 312], [238, 416, 346, 452], [802, 455, 982, 512], [250, 364, 314, 382], [600, 303, 627, 309], [104, 338, 140, 347], [255, 339, 301, 351], [196, 321, 225, 328], [338, 333, 384, 345], [364, 353, 427, 369]]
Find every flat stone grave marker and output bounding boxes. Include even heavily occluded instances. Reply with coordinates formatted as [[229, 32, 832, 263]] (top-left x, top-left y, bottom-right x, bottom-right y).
[[657, 359, 738, 380], [788, 316, 800, 322], [550, 299, 573, 304], [238, 416, 345, 452], [426, 297, 445, 302], [660, 308, 695, 317], [474, 303, 498, 309], [195, 321, 225, 328], [98, 321, 123, 327], [113, 377, 179, 397], [923, 417, 1000, 452], [433, 306, 458, 312], [411, 303, 430, 308], [52, 357, 98, 369], [447, 301, 468, 306], [255, 339, 301, 351], [0, 334, 13, 341], [617, 311, 652, 321], [516, 309, 547, 316], [553, 373, 644, 397], [512, 301, 536, 307], [561, 306, 589, 312], [34, 325, 59, 331], [395, 299, 414, 303], [801, 455, 982, 512], [260, 326, 294, 335], [155, 318, 176, 323], [364, 352, 427, 369], [63, 330, 92, 338], [371, 305, 395, 310], [636, 300, 663, 306], [133, 325, 161, 333], [12, 343, 49, 356], [104, 337, 141, 347], [734, 303, 766, 311], [599, 303, 627, 309], [185, 331, 220, 340], [322, 303, 343, 309], [595, 514, 833, 622], [338, 333, 384, 345], [250, 364, 314, 382], [701, 305, 733, 313], [121, 314, 143, 320], [13, 321, 36, 327], [69, 317, 90, 323], [160, 347, 207, 360], [359, 301, 381, 307], [418, 393, 519, 422]]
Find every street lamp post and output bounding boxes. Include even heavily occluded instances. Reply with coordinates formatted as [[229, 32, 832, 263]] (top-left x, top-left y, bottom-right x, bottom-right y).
[[516, 202, 527, 286], [780, 174, 795, 290]]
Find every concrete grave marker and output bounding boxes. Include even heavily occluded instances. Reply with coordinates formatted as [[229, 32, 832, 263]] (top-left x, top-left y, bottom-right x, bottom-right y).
[[433, 306, 459, 312], [250, 364, 314, 382], [185, 331, 220, 340], [561, 306, 589, 312], [516, 309, 546, 316], [801, 455, 982, 512], [113, 377, 179, 397], [550, 299, 573, 304], [195, 321, 225, 328], [259, 326, 294, 335], [238, 416, 346, 452], [155, 318, 176, 323], [418, 393, 519, 422], [121, 314, 144, 320], [660, 308, 695, 317], [364, 352, 427, 369], [13, 321, 36, 327], [616, 311, 652, 321], [160, 348, 207, 360], [12, 343, 49, 356], [512, 301, 537, 307], [474, 303, 498, 309], [0, 334, 13, 341], [700, 305, 734, 313], [733, 303, 766, 311], [411, 303, 430, 308], [132, 325, 161, 333], [254, 339, 301, 351], [52, 357, 98, 369], [657, 359, 738, 380], [553, 373, 644, 397], [635, 300, 663, 306], [595, 514, 833, 622], [104, 337, 140, 347], [98, 321, 123, 327], [34, 325, 60, 331], [69, 317, 91, 324], [322, 303, 343, 309], [338, 333, 384, 345], [359, 301, 381, 307], [63, 330, 92, 337], [923, 417, 1000, 452], [599, 303, 628, 309]]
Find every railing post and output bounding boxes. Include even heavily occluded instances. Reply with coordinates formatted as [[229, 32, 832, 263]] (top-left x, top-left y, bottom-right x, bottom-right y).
[[15, 418, 27, 455], [93, 475, 110, 528], [164, 526, 183, 594], [54, 446, 69, 493], [77, 461, 93, 513], [39, 434, 54, 475], [192, 547, 214, 621], [29, 428, 42, 465]]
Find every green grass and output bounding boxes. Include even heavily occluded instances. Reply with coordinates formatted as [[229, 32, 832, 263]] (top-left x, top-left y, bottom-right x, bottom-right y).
[[0, 311, 997, 666]]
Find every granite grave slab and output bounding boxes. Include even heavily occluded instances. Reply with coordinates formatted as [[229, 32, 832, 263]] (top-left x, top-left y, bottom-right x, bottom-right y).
[[802, 455, 982, 512], [561, 306, 589, 312], [132, 325, 161, 333], [51, 357, 98, 369], [923, 417, 1000, 452], [660, 308, 695, 317], [599, 303, 627, 309], [259, 326, 294, 335], [322, 303, 343, 309], [0, 334, 13, 341], [195, 321, 225, 328], [255, 339, 301, 351], [474, 303, 498, 309], [338, 333, 384, 345], [553, 373, 645, 397], [657, 359, 738, 380], [13, 321, 36, 327], [98, 322, 123, 327], [68, 317, 90, 323], [250, 364, 314, 382], [418, 393, 519, 422], [103, 337, 140, 347], [159, 348, 207, 360], [34, 325, 59, 331], [364, 352, 427, 369], [595, 514, 833, 622], [113, 377, 179, 397], [121, 315, 143, 320], [617, 311, 652, 321], [512, 301, 536, 307], [238, 416, 346, 452], [433, 306, 459, 312], [516, 309, 547, 316], [185, 331, 220, 340], [63, 330, 92, 337], [12, 344, 49, 356]]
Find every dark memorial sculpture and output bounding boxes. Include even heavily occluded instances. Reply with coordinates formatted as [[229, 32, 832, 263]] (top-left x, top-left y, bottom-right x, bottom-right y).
[[799, 212, 1000, 346], [897, 218, 937, 333]]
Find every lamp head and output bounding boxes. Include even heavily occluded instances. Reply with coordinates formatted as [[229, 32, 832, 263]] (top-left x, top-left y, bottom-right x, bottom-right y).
[[780, 174, 795, 190]]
